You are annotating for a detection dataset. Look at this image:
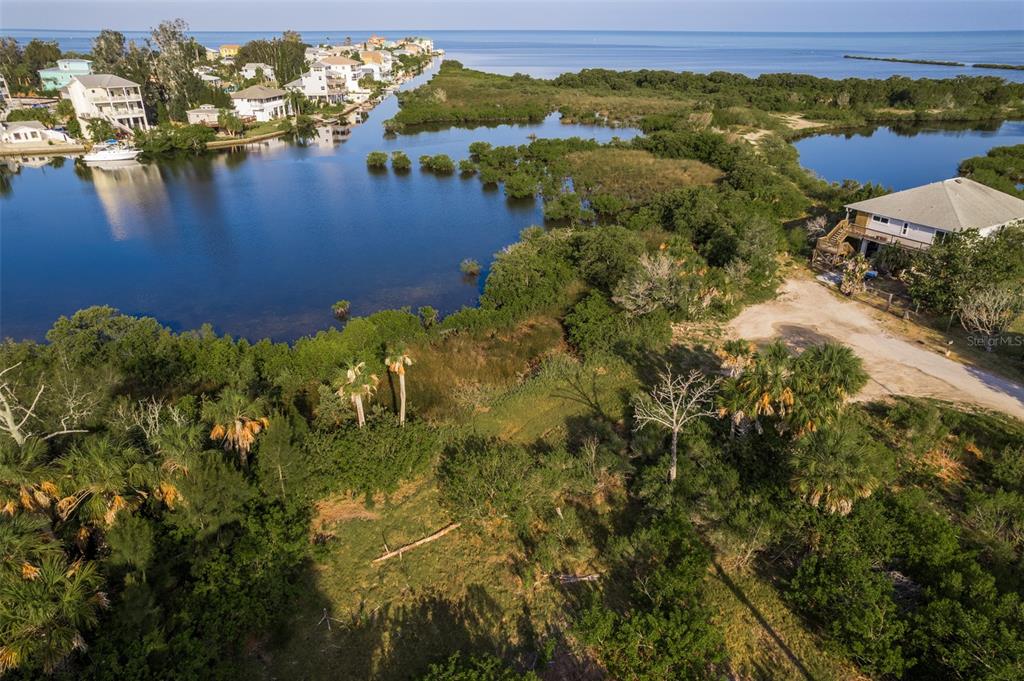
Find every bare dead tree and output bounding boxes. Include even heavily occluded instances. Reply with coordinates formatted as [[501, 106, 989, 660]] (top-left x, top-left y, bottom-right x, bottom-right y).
[[804, 215, 828, 241], [111, 397, 186, 442], [958, 286, 1024, 352], [633, 367, 722, 483], [0, 362, 94, 445]]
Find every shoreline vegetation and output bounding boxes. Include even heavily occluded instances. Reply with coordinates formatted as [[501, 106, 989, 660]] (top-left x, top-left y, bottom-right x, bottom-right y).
[[387, 61, 1024, 135], [845, 54, 1024, 71], [4, 47, 1024, 681]]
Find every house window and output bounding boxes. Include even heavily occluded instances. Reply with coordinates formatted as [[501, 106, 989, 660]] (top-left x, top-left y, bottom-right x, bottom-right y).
[[901, 223, 909, 236], [873, 215, 889, 225], [934, 231, 949, 244]]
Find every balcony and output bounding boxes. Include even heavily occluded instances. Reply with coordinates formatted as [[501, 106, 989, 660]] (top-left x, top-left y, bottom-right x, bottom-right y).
[[847, 222, 931, 251]]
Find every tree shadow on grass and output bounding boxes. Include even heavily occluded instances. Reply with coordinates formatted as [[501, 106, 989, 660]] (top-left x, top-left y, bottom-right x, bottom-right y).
[[710, 557, 817, 681], [268, 567, 521, 681]]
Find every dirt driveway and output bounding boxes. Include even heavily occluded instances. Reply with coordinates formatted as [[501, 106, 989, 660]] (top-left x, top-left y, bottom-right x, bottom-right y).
[[728, 277, 1024, 420]]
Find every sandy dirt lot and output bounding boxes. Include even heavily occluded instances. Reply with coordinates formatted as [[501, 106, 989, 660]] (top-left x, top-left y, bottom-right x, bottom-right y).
[[728, 277, 1024, 420]]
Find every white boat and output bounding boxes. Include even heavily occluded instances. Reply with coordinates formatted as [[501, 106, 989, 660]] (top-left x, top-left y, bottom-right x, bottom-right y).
[[82, 140, 141, 164]]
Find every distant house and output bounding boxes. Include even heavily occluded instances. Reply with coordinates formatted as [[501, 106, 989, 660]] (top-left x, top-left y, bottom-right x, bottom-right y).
[[219, 44, 241, 58], [63, 74, 149, 135], [285, 62, 346, 104], [205, 47, 220, 61], [367, 34, 387, 48], [842, 178, 1024, 254], [230, 84, 291, 122], [0, 75, 11, 109], [407, 37, 434, 52], [186, 104, 221, 126], [198, 73, 224, 88], [241, 62, 276, 81], [398, 42, 425, 56], [320, 56, 363, 93], [0, 120, 72, 145], [38, 58, 93, 90], [359, 50, 393, 77]]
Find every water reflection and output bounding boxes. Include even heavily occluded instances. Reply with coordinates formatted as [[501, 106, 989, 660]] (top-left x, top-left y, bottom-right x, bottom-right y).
[[794, 119, 1024, 190], [83, 160, 173, 241], [2, 66, 642, 341]]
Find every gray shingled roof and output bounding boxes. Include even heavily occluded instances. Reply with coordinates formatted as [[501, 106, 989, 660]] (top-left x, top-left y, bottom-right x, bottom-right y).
[[230, 84, 287, 100], [72, 74, 140, 88], [846, 178, 1024, 232]]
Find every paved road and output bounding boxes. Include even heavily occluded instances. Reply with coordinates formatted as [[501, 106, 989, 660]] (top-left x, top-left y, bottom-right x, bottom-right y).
[[728, 277, 1024, 420]]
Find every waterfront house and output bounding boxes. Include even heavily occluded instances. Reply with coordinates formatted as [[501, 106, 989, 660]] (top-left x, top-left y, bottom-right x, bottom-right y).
[[359, 50, 393, 78], [186, 104, 221, 126], [219, 44, 241, 59], [816, 178, 1024, 265], [320, 56, 364, 91], [0, 120, 72, 145], [408, 37, 434, 52], [205, 47, 220, 61], [284, 62, 346, 104], [38, 58, 93, 90], [846, 178, 1024, 252], [398, 42, 425, 56], [63, 74, 149, 135], [241, 62, 276, 81], [230, 84, 291, 122], [0, 76, 11, 109]]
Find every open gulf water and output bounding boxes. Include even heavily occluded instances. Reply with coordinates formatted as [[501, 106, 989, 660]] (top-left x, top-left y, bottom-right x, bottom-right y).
[[4, 29, 1024, 80], [2, 31, 1023, 341]]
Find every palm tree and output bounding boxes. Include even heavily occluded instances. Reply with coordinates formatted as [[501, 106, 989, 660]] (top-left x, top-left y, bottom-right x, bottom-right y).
[[716, 379, 750, 439], [790, 342, 868, 433], [335, 362, 379, 428], [0, 554, 106, 674], [715, 339, 755, 378], [789, 416, 889, 515], [202, 390, 270, 465], [738, 341, 795, 432], [385, 347, 414, 425], [0, 437, 59, 516], [53, 436, 157, 527]]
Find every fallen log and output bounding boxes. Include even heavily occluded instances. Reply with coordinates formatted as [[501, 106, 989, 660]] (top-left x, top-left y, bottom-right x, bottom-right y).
[[372, 522, 461, 564], [548, 573, 601, 584]]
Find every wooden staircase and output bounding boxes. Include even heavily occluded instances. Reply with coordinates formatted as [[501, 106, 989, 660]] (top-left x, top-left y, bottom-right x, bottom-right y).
[[812, 219, 854, 268]]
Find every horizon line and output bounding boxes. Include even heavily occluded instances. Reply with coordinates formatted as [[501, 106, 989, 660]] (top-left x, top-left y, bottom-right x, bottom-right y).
[[3, 27, 1023, 34]]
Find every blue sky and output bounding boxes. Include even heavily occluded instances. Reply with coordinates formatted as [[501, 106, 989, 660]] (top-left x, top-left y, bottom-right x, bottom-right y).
[[2, 0, 1022, 32]]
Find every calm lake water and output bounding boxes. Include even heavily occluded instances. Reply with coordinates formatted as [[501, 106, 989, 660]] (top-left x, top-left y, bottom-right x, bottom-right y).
[[4, 31, 1024, 341], [4, 29, 1024, 81], [794, 120, 1024, 190], [0, 63, 636, 341]]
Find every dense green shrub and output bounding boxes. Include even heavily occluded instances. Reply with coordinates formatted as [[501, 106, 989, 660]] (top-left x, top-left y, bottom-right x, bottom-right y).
[[575, 509, 724, 679], [304, 421, 441, 497], [421, 653, 538, 681], [479, 229, 577, 317], [366, 151, 389, 168], [391, 150, 412, 171]]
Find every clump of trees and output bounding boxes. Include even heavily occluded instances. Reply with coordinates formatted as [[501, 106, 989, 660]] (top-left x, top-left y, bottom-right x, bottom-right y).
[[959, 143, 1024, 198], [420, 153, 455, 173], [366, 150, 389, 168], [905, 223, 1024, 315], [134, 123, 216, 157], [391, 150, 412, 171]]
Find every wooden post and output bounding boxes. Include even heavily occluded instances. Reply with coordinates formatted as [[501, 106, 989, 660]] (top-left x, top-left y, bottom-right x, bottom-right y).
[[885, 293, 893, 313]]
